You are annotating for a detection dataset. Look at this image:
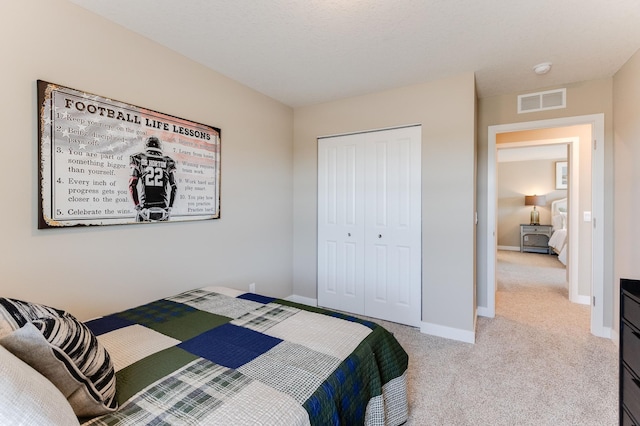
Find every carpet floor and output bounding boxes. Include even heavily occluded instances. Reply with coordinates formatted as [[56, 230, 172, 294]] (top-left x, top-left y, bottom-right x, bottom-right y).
[[377, 250, 618, 426]]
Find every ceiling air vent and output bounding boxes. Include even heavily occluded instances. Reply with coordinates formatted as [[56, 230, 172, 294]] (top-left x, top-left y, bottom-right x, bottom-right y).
[[517, 88, 566, 114]]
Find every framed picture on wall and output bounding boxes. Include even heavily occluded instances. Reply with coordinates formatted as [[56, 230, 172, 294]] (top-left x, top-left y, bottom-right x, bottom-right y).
[[37, 80, 221, 228], [555, 161, 568, 190]]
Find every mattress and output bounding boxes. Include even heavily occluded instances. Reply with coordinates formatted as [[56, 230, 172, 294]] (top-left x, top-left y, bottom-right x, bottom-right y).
[[80, 286, 409, 425]]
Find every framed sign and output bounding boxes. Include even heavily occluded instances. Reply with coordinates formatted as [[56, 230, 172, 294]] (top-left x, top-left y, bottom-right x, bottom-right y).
[[37, 80, 221, 228]]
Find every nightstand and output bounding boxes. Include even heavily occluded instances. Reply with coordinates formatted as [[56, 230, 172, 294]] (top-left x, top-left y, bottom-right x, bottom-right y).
[[520, 224, 553, 254]]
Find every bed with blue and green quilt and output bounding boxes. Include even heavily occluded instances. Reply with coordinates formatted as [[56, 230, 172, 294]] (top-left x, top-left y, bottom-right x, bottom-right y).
[[80, 286, 409, 425], [0, 286, 409, 425]]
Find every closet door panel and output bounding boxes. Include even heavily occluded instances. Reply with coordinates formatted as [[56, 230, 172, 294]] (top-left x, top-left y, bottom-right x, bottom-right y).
[[317, 136, 365, 314], [364, 127, 421, 326]]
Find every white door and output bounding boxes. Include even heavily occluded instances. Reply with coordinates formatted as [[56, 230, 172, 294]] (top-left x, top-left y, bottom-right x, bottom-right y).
[[363, 127, 422, 326], [317, 126, 421, 326], [317, 133, 366, 314]]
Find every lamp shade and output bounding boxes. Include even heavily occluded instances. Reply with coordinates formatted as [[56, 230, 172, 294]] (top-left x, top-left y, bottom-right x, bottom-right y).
[[524, 195, 546, 206]]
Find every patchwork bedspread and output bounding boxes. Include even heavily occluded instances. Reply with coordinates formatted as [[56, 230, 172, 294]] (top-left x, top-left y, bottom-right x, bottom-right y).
[[81, 287, 409, 425]]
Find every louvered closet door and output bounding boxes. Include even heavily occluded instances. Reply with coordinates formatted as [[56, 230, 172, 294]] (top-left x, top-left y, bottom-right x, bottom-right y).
[[317, 134, 366, 314], [317, 126, 421, 326]]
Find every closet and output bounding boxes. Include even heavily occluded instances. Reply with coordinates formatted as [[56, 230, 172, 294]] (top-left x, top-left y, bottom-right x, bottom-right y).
[[317, 125, 422, 326]]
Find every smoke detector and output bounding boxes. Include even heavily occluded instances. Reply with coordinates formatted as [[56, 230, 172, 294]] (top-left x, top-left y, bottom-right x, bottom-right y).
[[533, 62, 552, 75]]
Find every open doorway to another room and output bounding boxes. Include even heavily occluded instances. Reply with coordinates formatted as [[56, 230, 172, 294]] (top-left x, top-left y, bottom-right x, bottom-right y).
[[486, 114, 606, 338], [496, 142, 570, 296]]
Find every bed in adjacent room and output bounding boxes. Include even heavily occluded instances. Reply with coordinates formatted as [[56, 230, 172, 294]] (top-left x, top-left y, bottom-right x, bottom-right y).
[[548, 197, 568, 265], [0, 286, 409, 426]]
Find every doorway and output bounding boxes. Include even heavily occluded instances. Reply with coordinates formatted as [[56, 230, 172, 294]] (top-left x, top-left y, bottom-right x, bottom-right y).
[[496, 140, 573, 309], [486, 114, 606, 337], [496, 137, 576, 303]]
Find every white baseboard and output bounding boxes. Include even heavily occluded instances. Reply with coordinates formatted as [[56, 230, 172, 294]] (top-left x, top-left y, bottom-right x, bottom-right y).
[[476, 306, 494, 318], [572, 294, 591, 305], [592, 324, 613, 340], [611, 328, 619, 348], [497, 245, 520, 252], [285, 294, 318, 307], [420, 321, 475, 344]]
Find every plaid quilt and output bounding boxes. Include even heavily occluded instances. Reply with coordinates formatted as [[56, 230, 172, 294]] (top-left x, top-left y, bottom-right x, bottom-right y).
[[81, 287, 409, 425]]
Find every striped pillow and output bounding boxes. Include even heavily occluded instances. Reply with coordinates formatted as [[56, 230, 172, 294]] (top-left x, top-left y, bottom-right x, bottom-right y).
[[0, 298, 68, 337], [0, 315, 117, 417]]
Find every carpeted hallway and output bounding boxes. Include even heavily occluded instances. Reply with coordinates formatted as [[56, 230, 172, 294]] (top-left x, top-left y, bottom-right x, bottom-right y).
[[379, 250, 618, 425]]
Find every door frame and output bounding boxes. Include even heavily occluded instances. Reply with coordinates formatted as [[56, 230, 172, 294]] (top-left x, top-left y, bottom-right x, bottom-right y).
[[485, 114, 606, 337]]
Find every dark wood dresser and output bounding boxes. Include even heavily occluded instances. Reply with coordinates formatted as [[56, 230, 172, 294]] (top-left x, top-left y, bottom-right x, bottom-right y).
[[621, 278, 640, 425]]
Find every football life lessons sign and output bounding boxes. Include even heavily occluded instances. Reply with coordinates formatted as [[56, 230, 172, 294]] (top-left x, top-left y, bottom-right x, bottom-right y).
[[37, 80, 221, 228]]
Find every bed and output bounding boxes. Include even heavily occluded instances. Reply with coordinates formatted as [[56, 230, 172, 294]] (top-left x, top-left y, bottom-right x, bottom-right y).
[[548, 197, 568, 265], [0, 286, 409, 425]]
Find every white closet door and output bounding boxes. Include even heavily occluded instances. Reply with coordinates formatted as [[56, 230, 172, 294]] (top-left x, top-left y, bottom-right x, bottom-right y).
[[363, 126, 421, 326], [317, 126, 421, 326], [317, 134, 366, 314]]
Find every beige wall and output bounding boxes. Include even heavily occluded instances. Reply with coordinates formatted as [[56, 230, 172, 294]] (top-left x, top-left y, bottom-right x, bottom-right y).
[[293, 73, 477, 333], [497, 159, 567, 248], [478, 79, 614, 324], [0, 0, 294, 320], [613, 48, 640, 336]]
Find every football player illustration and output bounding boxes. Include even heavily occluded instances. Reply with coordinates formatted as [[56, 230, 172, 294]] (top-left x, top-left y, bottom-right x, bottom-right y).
[[129, 136, 177, 222]]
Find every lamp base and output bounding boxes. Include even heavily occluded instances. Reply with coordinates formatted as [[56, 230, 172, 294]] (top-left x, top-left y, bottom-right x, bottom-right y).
[[530, 208, 540, 225]]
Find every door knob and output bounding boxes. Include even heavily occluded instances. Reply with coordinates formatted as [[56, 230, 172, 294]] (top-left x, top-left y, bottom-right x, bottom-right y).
[[378, 234, 382, 238]]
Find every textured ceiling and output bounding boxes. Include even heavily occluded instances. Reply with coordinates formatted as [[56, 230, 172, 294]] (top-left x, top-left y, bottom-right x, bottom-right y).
[[69, 0, 640, 107]]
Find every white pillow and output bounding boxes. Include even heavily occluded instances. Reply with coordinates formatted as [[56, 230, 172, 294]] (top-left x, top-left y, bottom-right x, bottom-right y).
[[0, 344, 80, 425], [552, 214, 563, 231], [560, 211, 567, 229]]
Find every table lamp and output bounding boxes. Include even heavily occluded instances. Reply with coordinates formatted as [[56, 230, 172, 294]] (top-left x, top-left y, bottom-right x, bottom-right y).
[[525, 195, 546, 225]]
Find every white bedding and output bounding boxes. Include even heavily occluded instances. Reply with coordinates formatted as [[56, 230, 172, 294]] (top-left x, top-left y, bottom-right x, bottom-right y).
[[550, 198, 568, 266], [558, 245, 567, 265], [549, 228, 566, 254], [549, 229, 568, 265]]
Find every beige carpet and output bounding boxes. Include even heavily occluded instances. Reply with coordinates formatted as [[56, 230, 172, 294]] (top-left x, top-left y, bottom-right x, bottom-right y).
[[377, 250, 618, 426]]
